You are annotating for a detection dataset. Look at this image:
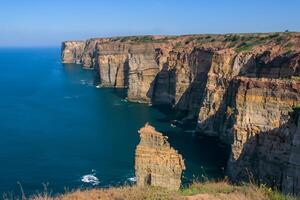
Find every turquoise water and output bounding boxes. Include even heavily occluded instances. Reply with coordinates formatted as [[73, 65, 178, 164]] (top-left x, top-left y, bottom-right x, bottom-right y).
[[0, 48, 229, 196]]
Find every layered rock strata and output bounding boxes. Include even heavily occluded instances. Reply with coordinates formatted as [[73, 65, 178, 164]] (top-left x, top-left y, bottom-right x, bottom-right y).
[[135, 123, 185, 190], [61, 41, 85, 64], [62, 33, 300, 194]]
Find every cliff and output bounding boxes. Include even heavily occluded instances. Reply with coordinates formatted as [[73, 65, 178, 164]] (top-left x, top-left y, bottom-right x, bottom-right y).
[[62, 32, 300, 194]]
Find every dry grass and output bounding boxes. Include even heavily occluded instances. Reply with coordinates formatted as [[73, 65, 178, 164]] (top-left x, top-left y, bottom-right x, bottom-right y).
[[32, 186, 181, 200], [180, 181, 299, 200], [5, 181, 299, 200]]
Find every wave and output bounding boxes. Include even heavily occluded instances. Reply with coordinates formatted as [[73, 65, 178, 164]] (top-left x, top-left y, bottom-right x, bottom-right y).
[[127, 177, 136, 182], [170, 123, 176, 128], [81, 169, 100, 186], [80, 80, 93, 87], [64, 95, 80, 99], [81, 174, 100, 186]]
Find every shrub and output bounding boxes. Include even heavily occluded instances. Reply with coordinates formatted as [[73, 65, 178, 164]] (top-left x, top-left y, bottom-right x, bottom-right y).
[[291, 76, 300, 81], [174, 42, 182, 48], [226, 106, 235, 116]]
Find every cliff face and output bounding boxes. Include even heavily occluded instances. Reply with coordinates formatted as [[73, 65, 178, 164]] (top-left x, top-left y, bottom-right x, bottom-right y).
[[62, 33, 300, 194], [135, 123, 185, 190], [227, 78, 300, 192], [61, 41, 85, 64]]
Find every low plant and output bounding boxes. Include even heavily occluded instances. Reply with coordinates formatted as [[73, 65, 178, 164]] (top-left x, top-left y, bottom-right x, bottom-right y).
[[180, 181, 236, 196], [226, 106, 235, 116], [291, 76, 300, 81]]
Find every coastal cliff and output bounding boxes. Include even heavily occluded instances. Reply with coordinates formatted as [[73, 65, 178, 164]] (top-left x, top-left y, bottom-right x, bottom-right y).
[[62, 33, 300, 194]]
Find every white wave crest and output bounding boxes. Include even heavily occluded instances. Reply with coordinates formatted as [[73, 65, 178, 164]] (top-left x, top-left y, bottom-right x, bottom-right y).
[[81, 174, 100, 186], [127, 177, 137, 182]]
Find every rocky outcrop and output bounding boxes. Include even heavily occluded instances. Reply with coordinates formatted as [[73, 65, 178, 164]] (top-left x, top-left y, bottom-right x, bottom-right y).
[[135, 123, 185, 190], [61, 41, 85, 64], [62, 33, 300, 194]]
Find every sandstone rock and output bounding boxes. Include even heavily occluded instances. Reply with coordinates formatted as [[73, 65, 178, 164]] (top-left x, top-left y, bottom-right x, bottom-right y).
[[96, 42, 130, 87], [135, 123, 185, 190], [226, 78, 300, 195], [61, 41, 85, 64], [62, 33, 300, 194]]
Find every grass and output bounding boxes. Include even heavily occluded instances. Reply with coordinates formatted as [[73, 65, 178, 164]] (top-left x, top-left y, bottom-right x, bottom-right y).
[[260, 184, 299, 200], [291, 76, 300, 81], [174, 41, 182, 48], [226, 106, 235, 116], [235, 42, 254, 52], [292, 104, 300, 113], [180, 181, 236, 196], [109, 32, 296, 51], [180, 181, 299, 200], [8, 180, 298, 200]]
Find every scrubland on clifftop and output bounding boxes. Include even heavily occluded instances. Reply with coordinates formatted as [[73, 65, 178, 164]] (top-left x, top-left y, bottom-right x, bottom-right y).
[[12, 181, 298, 200]]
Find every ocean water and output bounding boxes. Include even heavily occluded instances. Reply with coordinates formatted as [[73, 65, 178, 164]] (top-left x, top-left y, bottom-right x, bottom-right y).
[[0, 48, 229, 196]]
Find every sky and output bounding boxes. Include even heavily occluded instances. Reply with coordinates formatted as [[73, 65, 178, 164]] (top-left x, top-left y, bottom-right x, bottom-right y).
[[0, 0, 299, 47]]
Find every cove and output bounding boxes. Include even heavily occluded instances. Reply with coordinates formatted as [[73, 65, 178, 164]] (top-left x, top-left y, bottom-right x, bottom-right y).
[[0, 48, 229, 196]]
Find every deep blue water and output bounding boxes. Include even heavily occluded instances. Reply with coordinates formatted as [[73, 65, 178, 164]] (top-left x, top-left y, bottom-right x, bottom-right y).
[[0, 48, 229, 196]]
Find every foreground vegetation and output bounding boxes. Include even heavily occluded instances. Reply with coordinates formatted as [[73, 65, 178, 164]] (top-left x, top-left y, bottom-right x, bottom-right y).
[[6, 180, 299, 200]]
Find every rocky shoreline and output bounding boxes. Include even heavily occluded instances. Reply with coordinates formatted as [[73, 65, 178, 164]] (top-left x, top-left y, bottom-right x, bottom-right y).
[[62, 33, 300, 195]]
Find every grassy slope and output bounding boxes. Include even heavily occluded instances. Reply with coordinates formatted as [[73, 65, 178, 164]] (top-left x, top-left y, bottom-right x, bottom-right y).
[[19, 181, 299, 200]]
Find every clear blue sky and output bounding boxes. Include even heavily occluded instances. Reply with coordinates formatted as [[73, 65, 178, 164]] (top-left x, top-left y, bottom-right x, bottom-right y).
[[0, 0, 299, 47]]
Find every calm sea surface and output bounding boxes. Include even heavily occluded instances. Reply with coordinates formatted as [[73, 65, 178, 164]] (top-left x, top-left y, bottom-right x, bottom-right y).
[[0, 48, 229, 196]]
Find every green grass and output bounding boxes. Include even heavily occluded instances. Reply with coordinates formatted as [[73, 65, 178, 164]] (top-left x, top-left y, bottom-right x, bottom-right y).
[[291, 76, 300, 81], [180, 181, 236, 196], [260, 184, 299, 200], [293, 104, 300, 110], [235, 42, 254, 52], [226, 106, 235, 116], [180, 181, 299, 200], [174, 42, 182, 48]]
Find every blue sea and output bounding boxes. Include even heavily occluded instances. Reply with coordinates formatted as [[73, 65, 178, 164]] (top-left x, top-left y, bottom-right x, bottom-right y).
[[0, 48, 229, 196]]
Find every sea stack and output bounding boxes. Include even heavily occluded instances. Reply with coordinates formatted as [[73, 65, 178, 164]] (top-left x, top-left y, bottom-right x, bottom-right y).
[[134, 123, 185, 190]]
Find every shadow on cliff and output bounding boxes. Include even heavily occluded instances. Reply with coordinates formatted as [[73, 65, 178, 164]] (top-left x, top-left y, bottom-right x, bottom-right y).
[[123, 59, 130, 87], [174, 72, 210, 129], [144, 62, 177, 125], [191, 78, 241, 179], [145, 49, 213, 131], [112, 59, 130, 99], [239, 51, 300, 78], [228, 109, 300, 195]]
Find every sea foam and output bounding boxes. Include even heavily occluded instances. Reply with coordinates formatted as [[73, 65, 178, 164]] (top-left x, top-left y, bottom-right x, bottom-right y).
[[81, 173, 100, 186]]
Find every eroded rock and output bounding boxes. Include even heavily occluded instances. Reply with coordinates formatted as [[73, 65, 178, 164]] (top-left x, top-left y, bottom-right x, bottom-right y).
[[135, 123, 185, 190], [62, 33, 300, 194], [61, 41, 85, 64]]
